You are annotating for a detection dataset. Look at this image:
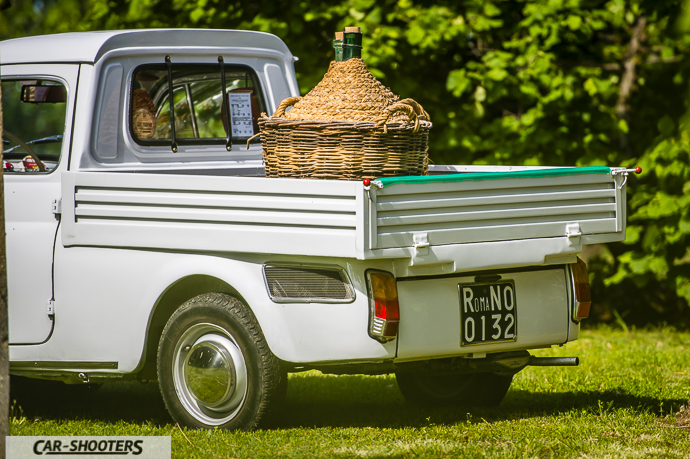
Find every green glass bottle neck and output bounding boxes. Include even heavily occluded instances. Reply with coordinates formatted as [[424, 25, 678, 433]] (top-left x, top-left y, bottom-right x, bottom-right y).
[[342, 32, 362, 60], [333, 39, 343, 62]]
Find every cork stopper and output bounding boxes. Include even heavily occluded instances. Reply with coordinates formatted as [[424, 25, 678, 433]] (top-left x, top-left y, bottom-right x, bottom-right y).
[[335, 31, 344, 40], [345, 26, 361, 33]]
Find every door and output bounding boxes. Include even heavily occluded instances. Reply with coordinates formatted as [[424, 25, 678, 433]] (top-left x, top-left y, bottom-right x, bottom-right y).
[[1, 64, 78, 344]]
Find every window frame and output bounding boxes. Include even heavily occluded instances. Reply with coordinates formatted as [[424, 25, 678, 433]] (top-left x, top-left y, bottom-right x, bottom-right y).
[[1, 76, 70, 175]]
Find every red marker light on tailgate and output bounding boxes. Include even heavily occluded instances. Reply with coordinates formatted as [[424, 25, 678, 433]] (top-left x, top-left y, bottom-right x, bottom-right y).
[[571, 257, 591, 320], [366, 271, 399, 342]]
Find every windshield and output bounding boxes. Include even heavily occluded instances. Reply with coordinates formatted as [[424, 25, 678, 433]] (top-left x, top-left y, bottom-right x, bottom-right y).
[[1, 79, 67, 173]]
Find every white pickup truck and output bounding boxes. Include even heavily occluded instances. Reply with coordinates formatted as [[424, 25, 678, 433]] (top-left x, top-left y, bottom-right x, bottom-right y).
[[1, 29, 634, 430]]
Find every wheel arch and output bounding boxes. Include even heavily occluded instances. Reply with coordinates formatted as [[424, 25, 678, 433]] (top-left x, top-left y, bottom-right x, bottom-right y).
[[136, 274, 248, 380]]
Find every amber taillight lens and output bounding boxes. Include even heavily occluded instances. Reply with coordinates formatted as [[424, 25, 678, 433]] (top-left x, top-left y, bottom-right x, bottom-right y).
[[572, 257, 591, 320]]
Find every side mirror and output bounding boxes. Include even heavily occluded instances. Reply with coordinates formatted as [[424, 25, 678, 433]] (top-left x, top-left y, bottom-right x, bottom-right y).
[[21, 85, 66, 103]]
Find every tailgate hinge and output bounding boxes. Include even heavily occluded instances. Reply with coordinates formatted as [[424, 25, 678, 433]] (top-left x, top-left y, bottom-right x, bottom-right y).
[[47, 300, 55, 317], [413, 232, 429, 257], [565, 223, 582, 248]]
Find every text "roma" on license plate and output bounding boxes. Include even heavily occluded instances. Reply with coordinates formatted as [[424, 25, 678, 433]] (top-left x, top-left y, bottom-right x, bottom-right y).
[[459, 281, 517, 346]]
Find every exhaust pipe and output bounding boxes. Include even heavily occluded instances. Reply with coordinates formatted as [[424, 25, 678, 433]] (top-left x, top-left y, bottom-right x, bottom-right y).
[[528, 356, 579, 367]]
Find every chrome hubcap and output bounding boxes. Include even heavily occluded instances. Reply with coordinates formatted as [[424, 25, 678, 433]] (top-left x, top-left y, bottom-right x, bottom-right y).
[[184, 340, 236, 407], [173, 324, 248, 426]]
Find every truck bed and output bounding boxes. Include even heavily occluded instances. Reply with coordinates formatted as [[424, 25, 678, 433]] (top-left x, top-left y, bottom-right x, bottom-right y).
[[61, 166, 626, 270]]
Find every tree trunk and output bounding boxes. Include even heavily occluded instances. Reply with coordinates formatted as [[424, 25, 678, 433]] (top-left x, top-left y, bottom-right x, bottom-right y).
[[616, 16, 647, 156], [0, 82, 9, 455]]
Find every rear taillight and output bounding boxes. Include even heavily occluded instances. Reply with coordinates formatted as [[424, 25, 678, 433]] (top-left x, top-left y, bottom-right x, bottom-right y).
[[366, 270, 399, 342], [571, 257, 591, 320]]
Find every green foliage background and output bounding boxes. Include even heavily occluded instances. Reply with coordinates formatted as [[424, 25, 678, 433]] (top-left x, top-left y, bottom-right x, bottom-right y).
[[2, 0, 690, 325]]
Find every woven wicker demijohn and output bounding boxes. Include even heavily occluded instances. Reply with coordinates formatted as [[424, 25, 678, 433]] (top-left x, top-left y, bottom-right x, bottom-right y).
[[259, 27, 431, 180]]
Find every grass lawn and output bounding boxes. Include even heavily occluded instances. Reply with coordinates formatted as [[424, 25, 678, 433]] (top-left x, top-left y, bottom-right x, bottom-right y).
[[9, 325, 690, 458]]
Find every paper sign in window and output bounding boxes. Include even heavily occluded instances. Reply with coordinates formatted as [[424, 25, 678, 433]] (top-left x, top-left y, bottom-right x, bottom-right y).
[[228, 92, 254, 137]]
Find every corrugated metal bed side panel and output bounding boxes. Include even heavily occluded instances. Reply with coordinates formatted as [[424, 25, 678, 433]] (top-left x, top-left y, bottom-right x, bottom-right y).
[[62, 172, 361, 257], [73, 183, 357, 229]]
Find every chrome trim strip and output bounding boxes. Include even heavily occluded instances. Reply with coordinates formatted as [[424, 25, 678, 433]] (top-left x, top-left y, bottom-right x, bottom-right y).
[[10, 361, 118, 370]]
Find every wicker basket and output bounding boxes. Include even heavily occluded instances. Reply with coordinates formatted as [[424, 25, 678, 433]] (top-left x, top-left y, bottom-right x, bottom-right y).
[[259, 58, 431, 180]]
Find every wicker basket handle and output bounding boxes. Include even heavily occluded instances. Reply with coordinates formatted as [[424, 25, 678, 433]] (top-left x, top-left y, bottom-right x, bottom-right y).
[[376, 100, 430, 133], [272, 96, 302, 118], [399, 98, 430, 121]]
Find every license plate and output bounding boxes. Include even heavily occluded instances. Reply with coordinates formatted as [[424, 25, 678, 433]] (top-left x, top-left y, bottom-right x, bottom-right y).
[[459, 281, 517, 346]]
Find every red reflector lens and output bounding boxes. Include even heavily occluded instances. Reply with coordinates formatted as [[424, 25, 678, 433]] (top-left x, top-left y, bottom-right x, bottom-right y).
[[374, 298, 399, 320]]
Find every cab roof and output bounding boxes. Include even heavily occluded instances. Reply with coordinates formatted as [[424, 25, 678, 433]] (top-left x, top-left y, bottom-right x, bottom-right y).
[[0, 29, 293, 66]]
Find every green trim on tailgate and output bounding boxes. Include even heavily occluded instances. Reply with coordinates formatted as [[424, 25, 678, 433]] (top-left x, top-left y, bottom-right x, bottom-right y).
[[374, 166, 612, 188]]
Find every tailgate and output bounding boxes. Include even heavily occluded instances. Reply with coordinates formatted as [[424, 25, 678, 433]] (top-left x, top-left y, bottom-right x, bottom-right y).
[[368, 167, 625, 251]]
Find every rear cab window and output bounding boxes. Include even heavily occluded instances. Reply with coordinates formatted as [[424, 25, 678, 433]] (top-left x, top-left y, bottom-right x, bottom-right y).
[[130, 64, 266, 150]]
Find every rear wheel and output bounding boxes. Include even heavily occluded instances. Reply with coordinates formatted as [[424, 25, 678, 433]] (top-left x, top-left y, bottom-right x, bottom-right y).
[[395, 371, 513, 407], [157, 293, 286, 430]]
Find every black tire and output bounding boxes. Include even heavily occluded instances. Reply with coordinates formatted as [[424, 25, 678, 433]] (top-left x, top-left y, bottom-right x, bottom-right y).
[[395, 371, 513, 407], [157, 292, 286, 430]]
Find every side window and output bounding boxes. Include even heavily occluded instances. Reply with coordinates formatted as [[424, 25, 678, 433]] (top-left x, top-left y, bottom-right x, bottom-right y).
[[1, 79, 67, 173], [94, 64, 124, 161], [130, 64, 265, 149]]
